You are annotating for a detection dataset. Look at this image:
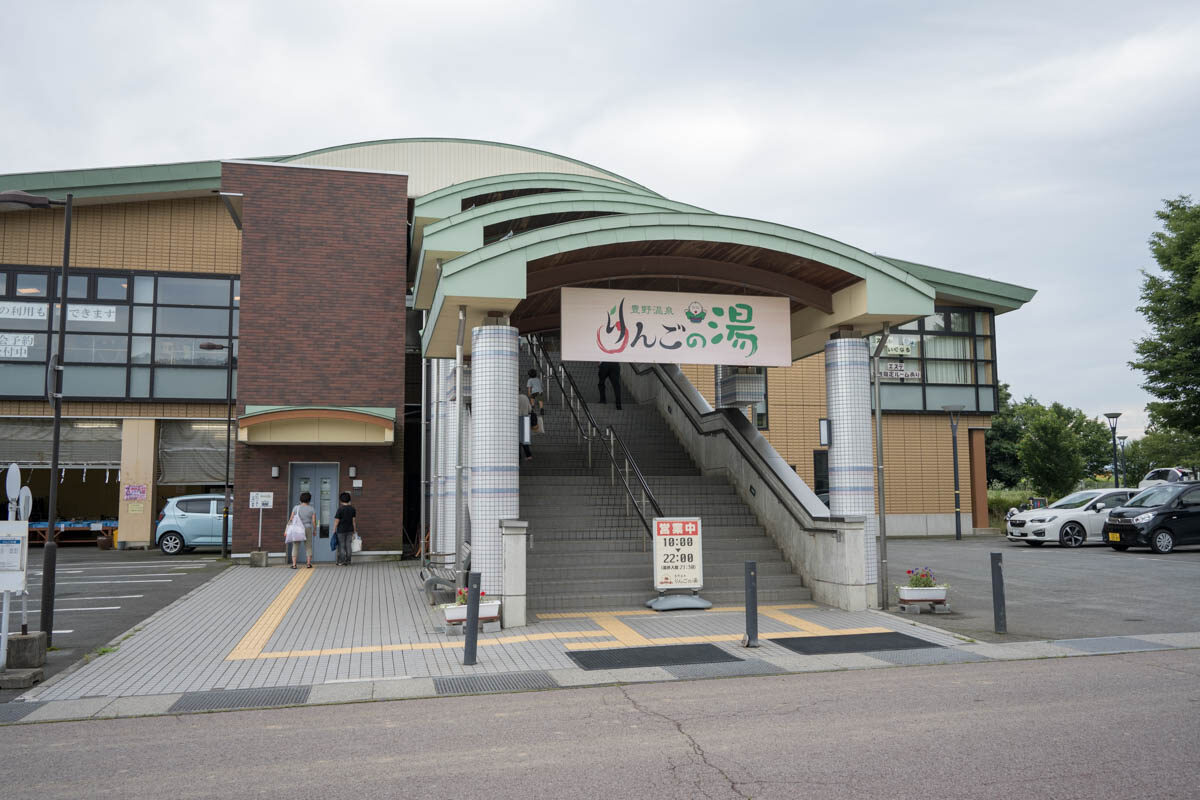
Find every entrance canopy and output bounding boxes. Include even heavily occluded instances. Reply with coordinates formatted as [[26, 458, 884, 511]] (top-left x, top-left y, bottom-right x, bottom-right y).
[[412, 169, 1034, 360], [237, 406, 395, 445]]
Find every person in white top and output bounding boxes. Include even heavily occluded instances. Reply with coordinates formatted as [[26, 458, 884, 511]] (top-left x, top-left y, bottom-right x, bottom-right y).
[[526, 368, 544, 413]]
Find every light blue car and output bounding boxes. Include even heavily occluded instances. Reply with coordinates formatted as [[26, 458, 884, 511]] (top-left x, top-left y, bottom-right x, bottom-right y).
[[155, 494, 232, 555]]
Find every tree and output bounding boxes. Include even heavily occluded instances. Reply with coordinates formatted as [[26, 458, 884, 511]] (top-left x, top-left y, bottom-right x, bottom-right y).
[[985, 383, 1023, 487], [1130, 196, 1200, 436], [1122, 427, 1200, 483], [1017, 407, 1084, 497]]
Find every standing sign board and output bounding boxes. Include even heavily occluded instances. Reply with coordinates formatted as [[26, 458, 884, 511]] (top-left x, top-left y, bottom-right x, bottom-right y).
[[652, 517, 703, 591], [249, 493, 273, 509], [248, 493, 273, 551], [0, 522, 28, 593], [561, 288, 791, 367]]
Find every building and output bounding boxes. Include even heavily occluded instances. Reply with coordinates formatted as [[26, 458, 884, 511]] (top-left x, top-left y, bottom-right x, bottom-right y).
[[0, 138, 1033, 606]]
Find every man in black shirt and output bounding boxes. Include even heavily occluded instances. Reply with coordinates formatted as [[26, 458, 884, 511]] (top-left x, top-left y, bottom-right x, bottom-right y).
[[334, 491, 358, 566]]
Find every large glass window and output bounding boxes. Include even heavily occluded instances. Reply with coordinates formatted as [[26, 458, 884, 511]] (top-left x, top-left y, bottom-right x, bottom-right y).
[[870, 306, 997, 412], [158, 277, 230, 306], [156, 307, 229, 336], [154, 337, 230, 366], [65, 334, 127, 364], [15, 274, 47, 297], [0, 267, 237, 402], [97, 276, 129, 301]]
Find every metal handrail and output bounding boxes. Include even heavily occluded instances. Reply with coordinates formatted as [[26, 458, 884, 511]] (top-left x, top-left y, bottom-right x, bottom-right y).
[[526, 335, 664, 545], [628, 362, 838, 534]]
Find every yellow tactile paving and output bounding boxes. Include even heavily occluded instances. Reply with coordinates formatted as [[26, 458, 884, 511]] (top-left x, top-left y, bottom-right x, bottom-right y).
[[227, 576, 889, 663], [227, 568, 314, 660], [239, 629, 613, 660]]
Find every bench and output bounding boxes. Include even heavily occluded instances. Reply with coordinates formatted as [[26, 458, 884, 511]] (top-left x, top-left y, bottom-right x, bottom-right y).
[[420, 543, 470, 605]]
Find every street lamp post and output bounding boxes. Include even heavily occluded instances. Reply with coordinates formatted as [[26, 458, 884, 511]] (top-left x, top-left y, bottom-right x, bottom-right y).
[[1118, 435, 1128, 488], [1104, 412, 1122, 488], [199, 341, 235, 558], [942, 405, 965, 540], [0, 190, 73, 646]]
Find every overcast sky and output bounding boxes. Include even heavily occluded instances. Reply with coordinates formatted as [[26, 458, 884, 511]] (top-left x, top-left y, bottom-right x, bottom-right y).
[[4, 1, 1198, 438]]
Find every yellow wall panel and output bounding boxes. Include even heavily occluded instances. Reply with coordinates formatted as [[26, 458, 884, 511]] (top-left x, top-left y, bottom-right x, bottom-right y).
[[0, 197, 240, 274]]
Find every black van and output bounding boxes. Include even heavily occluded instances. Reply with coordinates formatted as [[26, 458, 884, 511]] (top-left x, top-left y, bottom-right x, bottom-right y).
[[1103, 482, 1200, 554]]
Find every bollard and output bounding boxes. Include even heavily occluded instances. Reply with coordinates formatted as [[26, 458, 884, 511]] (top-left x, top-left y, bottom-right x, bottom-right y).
[[463, 571, 482, 666], [741, 561, 760, 647], [990, 552, 1007, 634]]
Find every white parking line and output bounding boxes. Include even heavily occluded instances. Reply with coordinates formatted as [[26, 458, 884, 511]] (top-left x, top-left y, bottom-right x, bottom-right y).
[[51, 630, 74, 634], [55, 560, 214, 567], [27, 606, 122, 613], [34, 594, 144, 601], [26, 579, 173, 585]]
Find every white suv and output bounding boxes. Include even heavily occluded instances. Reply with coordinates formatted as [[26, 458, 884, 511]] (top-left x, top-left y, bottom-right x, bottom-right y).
[[1138, 467, 1195, 489]]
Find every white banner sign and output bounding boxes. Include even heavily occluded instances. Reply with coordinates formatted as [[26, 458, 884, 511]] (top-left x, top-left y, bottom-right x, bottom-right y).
[[878, 361, 922, 380], [0, 302, 47, 321], [652, 517, 703, 591], [0, 303, 116, 323], [67, 305, 118, 323], [561, 288, 791, 367]]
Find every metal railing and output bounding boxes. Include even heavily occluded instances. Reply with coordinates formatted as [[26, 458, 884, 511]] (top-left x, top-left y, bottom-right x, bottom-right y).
[[526, 335, 664, 546], [628, 362, 840, 536]]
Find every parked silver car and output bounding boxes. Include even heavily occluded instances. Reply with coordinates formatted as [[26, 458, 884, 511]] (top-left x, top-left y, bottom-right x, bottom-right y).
[[155, 494, 232, 554]]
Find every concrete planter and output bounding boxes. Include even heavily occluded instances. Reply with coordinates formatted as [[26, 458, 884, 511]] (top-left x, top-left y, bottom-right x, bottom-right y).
[[441, 600, 501, 625], [897, 585, 948, 602]]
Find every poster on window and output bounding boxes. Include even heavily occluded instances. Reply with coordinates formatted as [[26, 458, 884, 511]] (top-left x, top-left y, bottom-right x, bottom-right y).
[[560, 288, 791, 367]]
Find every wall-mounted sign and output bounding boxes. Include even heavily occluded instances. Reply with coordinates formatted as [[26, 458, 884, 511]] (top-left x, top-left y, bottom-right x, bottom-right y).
[[652, 517, 704, 591], [123, 484, 148, 501], [127, 502, 145, 516], [885, 339, 914, 356], [561, 288, 791, 367], [0, 302, 47, 321], [66, 305, 118, 323], [878, 362, 922, 380], [249, 492, 274, 509]]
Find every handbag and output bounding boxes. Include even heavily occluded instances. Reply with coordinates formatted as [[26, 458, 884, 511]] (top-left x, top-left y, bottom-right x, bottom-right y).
[[284, 510, 306, 543], [351, 533, 363, 553], [330, 530, 338, 551]]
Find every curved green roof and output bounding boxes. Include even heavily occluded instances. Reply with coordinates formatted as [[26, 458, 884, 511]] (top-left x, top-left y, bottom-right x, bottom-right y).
[[276, 137, 652, 190]]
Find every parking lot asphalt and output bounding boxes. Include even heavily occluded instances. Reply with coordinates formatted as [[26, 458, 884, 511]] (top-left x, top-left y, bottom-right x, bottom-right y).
[[883, 534, 1200, 642], [1, 546, 228, 702]]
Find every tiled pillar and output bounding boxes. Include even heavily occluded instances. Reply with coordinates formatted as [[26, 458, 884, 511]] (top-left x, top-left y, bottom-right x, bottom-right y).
[[825, 336, 878, 584], [469, 325, 519, 596], [434, 358, 456, 560]]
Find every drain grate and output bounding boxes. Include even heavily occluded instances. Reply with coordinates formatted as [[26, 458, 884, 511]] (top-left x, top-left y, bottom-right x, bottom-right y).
[[168, 685, 310, 713], [568, 643, 742, 671], [435, 671, 557, 695], [772, 632, 943, 655], [0, 701, 46, 724]]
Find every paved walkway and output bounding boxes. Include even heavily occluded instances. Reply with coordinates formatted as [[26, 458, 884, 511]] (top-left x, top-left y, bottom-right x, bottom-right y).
[[4, 562, 1197, 725]]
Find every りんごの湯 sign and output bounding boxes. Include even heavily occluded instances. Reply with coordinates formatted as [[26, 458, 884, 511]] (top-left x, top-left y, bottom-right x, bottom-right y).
[[560, 288, 790, 366]]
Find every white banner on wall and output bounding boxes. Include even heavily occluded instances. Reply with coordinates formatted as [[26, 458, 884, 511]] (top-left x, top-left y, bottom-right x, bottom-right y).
[[560, 287, 791, 367], [0, 303, 116, 323], [0, 302, 47, 321]]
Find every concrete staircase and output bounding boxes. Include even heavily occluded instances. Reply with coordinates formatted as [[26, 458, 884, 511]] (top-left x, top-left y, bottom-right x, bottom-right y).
[[519, 342, 810, 611]]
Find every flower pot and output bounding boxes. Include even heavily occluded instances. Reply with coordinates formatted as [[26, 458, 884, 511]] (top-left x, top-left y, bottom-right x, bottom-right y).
[[897, 586, 948, 602], [441, 600, 501, 625]]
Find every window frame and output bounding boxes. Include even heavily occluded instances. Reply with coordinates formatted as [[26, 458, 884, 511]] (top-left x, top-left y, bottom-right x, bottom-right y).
[[0, 264, 238, 402]]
